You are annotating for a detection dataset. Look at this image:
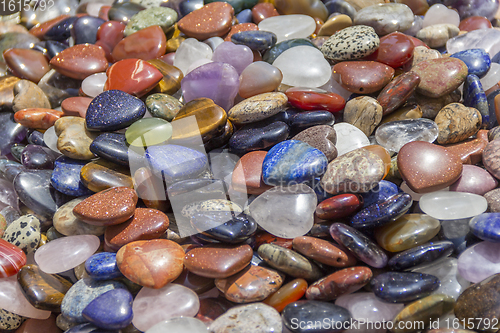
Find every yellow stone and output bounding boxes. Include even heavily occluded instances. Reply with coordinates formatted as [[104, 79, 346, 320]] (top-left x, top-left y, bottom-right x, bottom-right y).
[[80, 159, 133, 193], [274, 0, 329, 21], [318, 15, 353, 36], [0, 76, 20, 111], [165, 36, 186, 53], [380, 103, 423, 124]]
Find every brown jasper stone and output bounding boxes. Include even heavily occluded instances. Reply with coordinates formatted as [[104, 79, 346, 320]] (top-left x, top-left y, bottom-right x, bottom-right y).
[[343, 96, 383, 136], [29, 15, 70, 39], [292, 236, 353, 267], [116, 239, 184, 289], [305, 266, 373, 301], [232, 151, 273, 195], [292, 125, 337, 162], [178, 2, 234, 40], [104, 207, 170, 251], [14, 108, 64, 129], [435, 103, 482, 144], [0, 76, 20, 112], [484, 188, 500, 212], [251, 3, 279, 24], [397, 141, 463, 193], [377, 71, 421, 116], [318, 14, 352, 36], [183, 244, 253, 279], [73, 187, 138, 226], [459, 16, 492, 31], [49, 44, 108, 80], [332, 61, 395, 94], [215, 265, 284, 303], [380, 103, 422, 124], [4, 48, 50, 83], [172, 268, 215, 294], [196, 297, 233, 325], [443, 138, 487, 164], [412, 89, 461, 119], [15, 314, 61, 333], [60, 97, 92, 117], [412, 58, 468, 98], [315, 194, 363, 220], [455, 273, 500, 331], [12, 80, 51, 112], [224, 23, 258, 42], [254, 231, 293, 249]]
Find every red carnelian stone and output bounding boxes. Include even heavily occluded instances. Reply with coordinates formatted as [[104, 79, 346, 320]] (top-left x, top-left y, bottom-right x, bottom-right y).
[[459, 16, 492, 31], [285, 89, 345, 113], [315, 194, 364, 220], [0, 238, 26, 278], [376, 32, 415, 68], [95, 21, 125, 62], [112, 25, 167, 61]]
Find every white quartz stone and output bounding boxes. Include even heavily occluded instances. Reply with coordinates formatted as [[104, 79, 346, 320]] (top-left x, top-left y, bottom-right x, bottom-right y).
[[258, 15, 316, 43], [458, 241, 500, 283], [81, 72, 107, 98], [146, 317, 208, 333], [333, 123, 370, 156], [375, 118, 439, 153], [447, 29, 500, 58], [419, 192, 488, 220], [480, 63, 500, 91], [422, 4, 460, 27], [173, 38, 213, 76]]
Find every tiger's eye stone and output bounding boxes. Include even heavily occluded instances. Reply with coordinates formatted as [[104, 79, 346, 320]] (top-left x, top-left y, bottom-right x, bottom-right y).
[[0, 76, 20, 112], [263, 278, 308, 312], [147, 59, 184, 95], [80, 159, 133, 193], [3, 49, 49, 83], [178, 2, 234, 40], [112, 25, 167, 61]]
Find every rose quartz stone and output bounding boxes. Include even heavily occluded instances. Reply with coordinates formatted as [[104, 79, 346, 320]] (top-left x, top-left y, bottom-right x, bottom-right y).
[[449, 164, 498, 196], [0, 275, 51, 319]]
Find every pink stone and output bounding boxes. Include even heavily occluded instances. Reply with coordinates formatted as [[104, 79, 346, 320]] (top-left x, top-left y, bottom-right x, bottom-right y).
[[34, 235, 101, 274], [0, 275, 51, 319], [449, 165, 498, 196]]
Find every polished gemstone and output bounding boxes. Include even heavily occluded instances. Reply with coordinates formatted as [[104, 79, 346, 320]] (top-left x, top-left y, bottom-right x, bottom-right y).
[[0, 238, 25, 278], [412, 58, 468, 98], [178, 2, 234, 40], [332, 61, 395, 94], [315, 194, 363, 220], [50, 156, 93, 197], [49, 44, 108, 80], [350, 193, 413, 228], [112, 25, 167, 61], [370, 272, 440, 303], [55, 116, 97, 160], [4, 49, 49, 83]]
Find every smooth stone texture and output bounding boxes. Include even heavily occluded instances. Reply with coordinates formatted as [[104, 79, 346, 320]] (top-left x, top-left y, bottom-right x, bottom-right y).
[[416, 24, 459, 48], [483, 139, 500, 180], [361, 180, 400, 207], [293, 236, 353, 267], [191, 211, 257, 244], [105, 59, 163, 98], [12, 80, 51, 112], [132, 283, 200, 332], [330, 223, 388, 268], [212, 41, 253, 75], [449, 164, 497, 195], [248, 184, 317, 239], [463, 75, 489, 126], [315, 193, 363, 220], [231, 151, 273, 194], [0, 308, 23, 331], [353, 3, 414, 35], [419, 192, 487, 220], [333, 122, 370, 156], [124, 6, 177, 36], [435, 103, 482, 145], [18, 264, 72, 312], [321, 25, 378, 61], [147, 317, 208, 333], [50, 157, 92, 197], [80, 159, 133, 192], [458, 241, 500, 283], [53, 198, 105, 237], [82, 289, 133, 330], [444, 137, 488, 165], [273, 46, 333, 88], [470, 213, 500, 242], [231, 30, 277, 52], [0, 238, 26, 278], [49, 44, 108, 80], [0, 275, 51, 319], [89, 133, 129, 166], [292, 125, 337, 162], [388, 241, 455, 270], [343, 96, 382, 136], [370, 272, 440, 303], [321, 147, 385, 194], [263, 278, 308, 313], [178, 2, 234, 40], [173, 38, 213, 76], [285, 89, 345, 113], [375, 31, 415, 68], [423, 3, 459, 27], [2, 214, 40, 254], [239, 61, 283, 99], [55, 117, 97, 160], [14, 109, 63, 130], [450, 48, 491, 78], [35, 235, 100, 274], [227, 92, 287, 125], [263, 38, 318, 65], [257, 243, 323, 281], [332, 61, 394, 94], [412, 58, 468, 98], [112, 25, 167, 61], [147, 59, 184, 96], [146, 93, 183, 121], [71, 16, 105, 45], [86, 90, 146, 132], [81, 73, 106, 98], [21, 144, 57, 170], [350, 192, 413, 228], [258, 15, 316, 43], [375, 119, 439, 153], [485, 188, 500, 212], [289, 110, 335, 135], [209, 303, 281, 333], [61, 278, 126, 323], [377, 71, 421, 116], [0, 112, 27, 156], [126, 118, 172, 147], [85, 252, 122, 281], [397, 141, 463, 193], [14, 170, 58, 219], [4, 49, 49, 84], [282, 301, 351, 333]]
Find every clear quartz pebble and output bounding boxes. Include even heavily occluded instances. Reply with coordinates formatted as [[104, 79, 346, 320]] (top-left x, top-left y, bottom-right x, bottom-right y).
[[419, 192, 488, 220], [333, 123, 370, 156], [173, 38, 213, 76], [145, 317, 208, 333], [42, 126, 62, 154], [458, 241, 500, 283], [422, 4, 460, 27], [400, 181, 449, 202], [81, 73, 107, 98], [480, 62, 500, 91], [375, 118, 439, 153], [446, 29, 500, 58], [258, 15, 316, 43], [248, 184, 317, 239]]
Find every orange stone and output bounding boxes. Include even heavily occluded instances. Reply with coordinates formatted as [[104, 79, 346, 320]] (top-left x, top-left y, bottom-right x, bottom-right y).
[[112, 25, 167, 61], [14, 108, 63, 129], [332, 61, 395, 94], [443, 138, 487, 165], [363, 145, 392, 178], [254, 231, 293, 249], [263, 278, 308, 312], [61, 96, 92, 117], [4, 49, 49, 83], [292, 235, 356, 267], [49, 44, 108, 80], [178, 2, 234, 40], [232, 151, 274, 195], [116, 239, 184, 289]]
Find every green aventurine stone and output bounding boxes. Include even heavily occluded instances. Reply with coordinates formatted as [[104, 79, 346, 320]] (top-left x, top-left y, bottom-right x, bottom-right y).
[[204, 0, 258, 13], [124, 7, 178, 36], [125, 118, 173, 147], [146, 93, 183, 121]]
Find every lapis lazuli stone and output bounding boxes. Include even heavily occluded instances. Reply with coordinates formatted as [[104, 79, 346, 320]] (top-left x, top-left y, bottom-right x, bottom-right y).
[[236, 8, 253, 23], [231, 31, 278, 51], [90, 133, 130, 166], [487, 89, 500, 129], [387, 241, 455, 270], [361, 180, 400, 207], [44, 16, 79, 41], [350, 193, 413, 229], [370, 272, 440, 303], [71, 16, 106, 45], [190, 211, 258, 243], [463, 74, 489, 126], [282, 301, 352, 333], [85, 252, 123, 281], [82, 288, 133, 330], [45, 40, 68, 59], [469, 213, 500, 242], [289, 111, 335, 135], [450, 48, 491, 78], [50, 156, 93, 197], [146, 144, 208, 184], [229, 120, 289, 155], [262, 140, 328, 186], [86, 90, 146, 132]]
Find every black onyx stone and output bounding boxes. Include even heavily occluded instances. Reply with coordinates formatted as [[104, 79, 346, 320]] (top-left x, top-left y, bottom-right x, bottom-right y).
[[45, 16, 79, 41], [71, 16, 106, 45], [86, 90, 146, 131], [282, 300, 352, 333], [229, 120, 289, 155], [45, 41, 68, 59], [370, 272, 440, 303], [191, 212, 257, 244], [108, 2, 146, 24], [388, 241, 455, 270], [289, 111, 335, 136], [350, 193, 413, 229], [90, 133, 129, 166]]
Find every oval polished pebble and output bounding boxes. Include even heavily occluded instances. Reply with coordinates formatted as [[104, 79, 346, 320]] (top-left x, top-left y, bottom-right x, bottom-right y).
[[0, 275, 51, 320], [282, 300, 351, 333], [263, 278, 308, 312], [190, 211, 257, 244], [286, 89, 345, 113], [231, 151, 274, 195], [49, 44, 108, 80], [112, 25, 167, 61], [469, 213, 500, 242], [229, 119, 289, 154], [388, 241, 455, 271], [370, 272, 440, 303], [50, 156, 93, 197], [321, 25, 379, 61], [315, 194, 363, 220], [125, 117, 172, 147], [89, 133, 129, 166], [332, 61, 395, 94], [353, 3, 414, 35], [14, 108, 63, 130], [343, 96, 383, 136], [292, 125, 337, 162], [0, 238, 26, 277], [80, 159, 133, 192], [85, 252, 122, 281], [419, 192, 487, 220], [2, 214, 41, 254], [209, 303, 281, 333], [238, 61, 283, 99], [435, 103, 482, 145], [54, 117, 98, 160], [377, 71, 421, 116], [350, 193, 413, 229], [227, 92, 287, 125], [292, 236, 354, 268], [178, 2, 234, 40], [82, 288, 133, 330], [4, 48, 50, 83], [449, 164, 498, 195]]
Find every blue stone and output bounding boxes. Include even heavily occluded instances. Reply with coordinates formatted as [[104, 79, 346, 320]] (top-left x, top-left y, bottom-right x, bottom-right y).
[[85, 252, 123, 281], [268, 109, 299, 125], [50, 156, 93, 197], [361, 180, 400, 207], [438, 218, 481, 255], [14, 170, 59, 219], [27, 130, 47, 147], [492, 49, 500, 64], [262, 140, 328, 186], [236, 9, 253, 23], [71, 16, 106, 45], [65, 323, 122, 333], [229, 119, 289, 155], [190, 211, 257, 243], [145, 144, 208, 184], [61, 278, 127, 323], [370, 272, 440, 303], [45, 16, 79, 41], [463, 74, 490, 126], [86, 90, 146, 132], [45, 40, 68, 59], [282, 301, 352, 333], [469, 213, 500, 242], [263, 38, 318, 64], [0, 112, 27, 156], [90, 133, 130, 166], [387, 241, 455, 270], [179, 0, 204, 17], [289, 111, 335, 135], [450, 48, 491, 78], [231, 31, 277, 51], [350, 193, 413, 229], [324, 0, 357, 19], [82, 289, 133, 330]]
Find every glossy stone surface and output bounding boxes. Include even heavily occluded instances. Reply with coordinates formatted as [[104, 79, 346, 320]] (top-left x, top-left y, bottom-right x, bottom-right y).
[[469, 213, 500, 243], [292, 236, 353, 268], [54, 117, 97, 160], [145, 93, 182, 121], [458, 241, 500, 283], [412, 58, 468, 98], [82, 288, 133, 330], [263, 38, 317, 64], [435, 103, 482, 145], [483, 139, 500, 180], [177, 2, 233, 40], [332, 61, 395, 94], [333, 122, 370, 156], [286, 89, 345, 114], [0, 238, 25, 278], [282, 300, 351, 333], [459, 16, 492, 31], [53, 197, 106, 237], [71, 16, 105, 45], [105, 59, 163, 98], [330, 223, 388, 268], [321, 25, 379, 61], [229, 120, 289, 154], [112, 25, 167, 61], [14, 108, 63, 130], [239, 61, 282, 99], [4, 49, 49, 83], [81, 159, 133, 192], [315, 193, 363, 220], [419, 192, 487, 220], [50, 157, 92, 197], [231, 151, 273, 195], [85, 252, 122, 281], [34, 235, 100, 274], [350, 192, 412, 228], [191, 211, 256, 244], [388, 241, 454, 270], [14, 170, 57, 219], [90, 133, 129, 166], [375, 119, 439, 153], [49, 44, 108, 80], [12, 79, 51, 113], [209, 303, 281, 333], [0, 275, 51, 319], [370, 272, 440, 303], [291, 125, 337, 162], [343, 96, 382, 136], [450, 48, 491, 78], [228, 92, 287, 125], [449, 164, 497, 195], [378, 71, 420, 116], [258, 14, 316, 43]]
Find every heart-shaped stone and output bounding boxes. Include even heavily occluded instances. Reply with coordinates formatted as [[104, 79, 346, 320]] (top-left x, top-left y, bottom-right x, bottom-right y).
[[332, 61, 395, 94], [50, 156, 93, 197], [49, 44, 108, 80], [4, 48, 50, 83], [104, 59, 163, 98], [412, 58, 468, 98], [178, 2, 234, 40], [248, 184, 317, 238], [116, 239, 184, 289], [212, 41, 253, 75], [435, 102, 482, 144], [422, 3, 460, 27], [55, 117, 98, 160], [12, 80, 50, 112], [82, 289, 133, 330], [397, 141, 463, 193]]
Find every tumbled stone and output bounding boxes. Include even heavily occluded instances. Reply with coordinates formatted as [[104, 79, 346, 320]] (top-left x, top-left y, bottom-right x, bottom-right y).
[[282, 300, 351, 333], [82, 288, 133, 330], [293, 236, 354, 267], [419, 191, 487, 220], [318, 14, 353, 36], [112, 25, 166, 61], [435, 103, 482, 144], [124, 6, 177, 36], [209, 303, 281, 333], [343, 96, 383, 136], [292, 125, 337, 162], [53, 198, 105, 237], [412, 58, 468, 98], [377, 71, 420, 116], [14, 109, 63, 130], [54, 117, 97, 160], [4, 48, 49, 84], [371, 271, 440, 303], [0, 308, 23, 330], [227, 92, 287, 125], [12, 80, 50, 112], [0, 238, 26, 278], [145, 93, 183, 121], [376, 119, 439, 153], [263, 278, 308, 313], [389, 241, 454, 271], [353, 3, 414, 35], [416, 24, 460, 48], [485, 188, 500, 213], [332, 61, 395, 94], [258, 14, 316, 43], [321, 25, 379, 61], [334, 122, 370, 156], [49, 44, 108, 80], [238, 61, 283, 99], [2, 214, 40, 254], [147, 59, 184, 95], [231, 151, 273, 195], [178, 2, 234, 40], [482, 139, 500, 180], [449, 164, 497, 195]]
